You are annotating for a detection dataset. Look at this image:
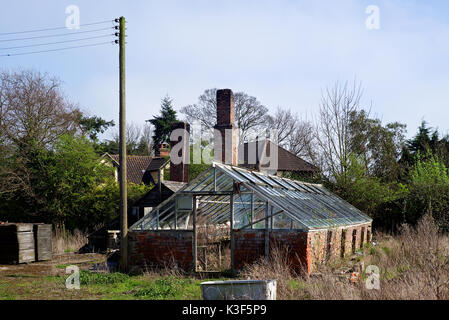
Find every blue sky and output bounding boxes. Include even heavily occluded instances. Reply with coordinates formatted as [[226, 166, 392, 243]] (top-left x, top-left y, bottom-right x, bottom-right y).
[[1, 0, 448, 140]]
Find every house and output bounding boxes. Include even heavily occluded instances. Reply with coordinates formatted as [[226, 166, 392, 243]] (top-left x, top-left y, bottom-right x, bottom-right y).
[[101, 153, 169, 185], [126, 89, 373, 275], [130, 180, 186, 222], [86, 154, 169, 252], [128, 122, 191, 224], [241, 140, 318, 177]]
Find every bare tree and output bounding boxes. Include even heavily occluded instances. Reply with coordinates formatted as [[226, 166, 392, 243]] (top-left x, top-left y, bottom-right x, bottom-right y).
[[138, 122, 153, 156], [0, 70, 80, 197], [267, 107, 316, 161], [181, 88, 216, 129], [181, 88, 270, 141], [0, 70, 79, 148], [110, 122, 154, 155], [314, 80, 363, 180], [267, 107, 297, 145], [112, 122, 141, 150], [286, 120, 315, 160]]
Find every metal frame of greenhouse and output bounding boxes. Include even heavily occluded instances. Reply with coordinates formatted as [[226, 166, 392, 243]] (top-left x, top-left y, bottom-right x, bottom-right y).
[[129, 162, 372, 273]]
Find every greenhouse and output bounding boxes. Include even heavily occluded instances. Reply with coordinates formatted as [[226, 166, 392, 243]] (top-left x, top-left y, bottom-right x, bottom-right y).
[[127, 162, 372, 274]]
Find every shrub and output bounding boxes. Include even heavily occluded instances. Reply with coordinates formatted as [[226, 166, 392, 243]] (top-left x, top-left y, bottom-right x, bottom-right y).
[[406, 155, 449, 230]]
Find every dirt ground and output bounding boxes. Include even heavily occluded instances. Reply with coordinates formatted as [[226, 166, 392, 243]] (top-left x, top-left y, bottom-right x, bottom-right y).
[[0, 252, 205, 300], [0, 253, 107, 277]]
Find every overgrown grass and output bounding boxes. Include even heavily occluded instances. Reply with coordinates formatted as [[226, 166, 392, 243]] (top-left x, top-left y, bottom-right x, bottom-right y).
[[240, 214, 449, 300], [0, 271, 206, 300], [79, 270, 129, 285], [73, 271, 204, 300], [3, 214, 448, 300], [52, 228, 88, 254]]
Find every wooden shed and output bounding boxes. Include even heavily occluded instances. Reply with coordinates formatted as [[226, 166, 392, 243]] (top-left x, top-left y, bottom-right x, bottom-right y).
[[33, 224, 52, 261], [0, 223, 35, 264]]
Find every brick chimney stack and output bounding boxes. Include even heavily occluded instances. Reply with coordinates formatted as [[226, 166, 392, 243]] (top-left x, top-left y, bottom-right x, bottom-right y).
[[170, 122, 190, 183], [214, 89, 238, 166]]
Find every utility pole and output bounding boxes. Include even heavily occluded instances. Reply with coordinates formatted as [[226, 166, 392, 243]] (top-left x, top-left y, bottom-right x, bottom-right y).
[[115, 16, 127, 271]]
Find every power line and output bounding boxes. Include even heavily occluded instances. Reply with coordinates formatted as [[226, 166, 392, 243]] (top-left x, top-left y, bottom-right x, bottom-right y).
[[0, 41, 113, 57], [0, 34, 113, 50], [0, 20, 114, 36], [0, 27, 114, 42]]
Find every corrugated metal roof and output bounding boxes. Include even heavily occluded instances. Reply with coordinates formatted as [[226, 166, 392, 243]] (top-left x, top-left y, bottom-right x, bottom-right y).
[[130, 162, 372, 231]]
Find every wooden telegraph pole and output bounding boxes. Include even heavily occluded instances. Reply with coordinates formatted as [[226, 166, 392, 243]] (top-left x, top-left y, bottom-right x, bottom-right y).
[[116, 16, 127, 271]]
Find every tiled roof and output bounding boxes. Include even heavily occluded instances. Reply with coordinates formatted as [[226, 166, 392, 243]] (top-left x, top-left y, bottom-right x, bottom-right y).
[[133, 181, 187, 208], [148, 158, 169, 171], [106, 154, 168, 184], [241, 140, 318, 173]]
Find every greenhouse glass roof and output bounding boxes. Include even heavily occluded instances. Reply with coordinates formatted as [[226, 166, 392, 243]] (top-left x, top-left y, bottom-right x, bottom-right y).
[[130, 162, 372, 232]]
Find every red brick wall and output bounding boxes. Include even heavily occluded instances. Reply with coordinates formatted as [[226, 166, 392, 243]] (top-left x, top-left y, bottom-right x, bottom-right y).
[[128, 222, 372, 274], [271, 230, 311, 274], [170, 122, 190, 183], [309, 222, 373, 271], [216, 89, 235, 125], [128, 230, 193, 272], [340, 223, 372, 256], [309, 230, 327, 268], [232, 230, 311, 274], [232, 230, 266, 271], [214, 89, 238, 165]]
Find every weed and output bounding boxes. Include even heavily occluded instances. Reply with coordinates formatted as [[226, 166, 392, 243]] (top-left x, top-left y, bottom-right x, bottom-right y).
[[78, 270, 129, 285]]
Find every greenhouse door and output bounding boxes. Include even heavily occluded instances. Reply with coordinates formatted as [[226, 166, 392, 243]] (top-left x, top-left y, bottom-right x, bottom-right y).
[[193, 195, 231, 272]]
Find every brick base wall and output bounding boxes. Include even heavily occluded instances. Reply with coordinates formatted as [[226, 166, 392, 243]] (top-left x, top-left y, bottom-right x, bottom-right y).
[[128, 230, 193, 272], [232, 230, 266, 271], [308, 223, 372, 272], [233, 230, 311, 274], [127, 222, 372, 275], [233, 223, 372, 275]]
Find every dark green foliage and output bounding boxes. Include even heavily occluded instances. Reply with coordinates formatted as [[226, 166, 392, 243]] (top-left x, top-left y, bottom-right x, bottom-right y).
[[349, 110, 406, 182], [332, 154, 398, 217], [79, 270, 129, 285], [38, 134, 115, 229], [133, 277, 193, 299], [189, 143, 211, 180], [97, 138, 151, 156], [97, 139, 120, 155], [148, 95, 178, 156], [0, 134, 151, 231], [401, 121, 449, 170], [405, 155, 449, 230], [78, 115, 115, 142]]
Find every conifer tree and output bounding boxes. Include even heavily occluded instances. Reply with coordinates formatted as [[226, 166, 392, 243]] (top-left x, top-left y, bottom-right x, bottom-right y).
[[148, 95, 178, 156]]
